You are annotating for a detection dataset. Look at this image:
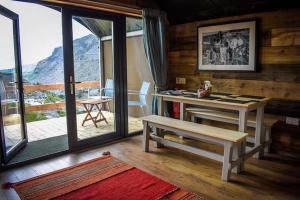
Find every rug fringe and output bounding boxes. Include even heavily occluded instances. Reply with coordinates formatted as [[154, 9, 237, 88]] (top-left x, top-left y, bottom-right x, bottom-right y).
[[102, 151, 111, 156], [2, 182, 14, 189]]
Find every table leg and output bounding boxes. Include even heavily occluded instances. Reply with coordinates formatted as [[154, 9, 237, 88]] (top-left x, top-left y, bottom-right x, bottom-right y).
[[254, 106, 265, 159], [94, 104, 102, 120], [82, 104, 98, 127], [158, 96, 164, 116], [143, 121, 150, 152], [179, 102, 186, 139], [82, 104, 89, 126], [95, 104, 108, 124], [180, 102, 186, 120], [238, 109, 248, 132], [106, 101, 111, 112], [154, 96, 164, 148]]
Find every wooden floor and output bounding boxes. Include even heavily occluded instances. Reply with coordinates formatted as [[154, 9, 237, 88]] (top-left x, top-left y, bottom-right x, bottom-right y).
[[5, 111, 143, 146], [0, 135, 299, 200]]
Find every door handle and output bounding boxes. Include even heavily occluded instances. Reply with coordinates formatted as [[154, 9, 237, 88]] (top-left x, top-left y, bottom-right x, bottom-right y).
[[69, 77, 82, 95], [9, 81, 29, 84], [70, 76, 74, 95]]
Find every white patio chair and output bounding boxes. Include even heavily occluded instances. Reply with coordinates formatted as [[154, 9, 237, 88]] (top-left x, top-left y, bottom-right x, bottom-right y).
[[128, 81, 151, 116], [89, 79, 114, 112]]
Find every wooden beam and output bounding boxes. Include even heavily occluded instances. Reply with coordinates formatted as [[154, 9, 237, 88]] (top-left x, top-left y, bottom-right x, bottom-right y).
[[41, 0, 142, 17]]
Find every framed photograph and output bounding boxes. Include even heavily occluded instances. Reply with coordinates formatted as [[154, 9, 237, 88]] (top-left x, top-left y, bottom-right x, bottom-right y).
[[198, 21, 257, 71]]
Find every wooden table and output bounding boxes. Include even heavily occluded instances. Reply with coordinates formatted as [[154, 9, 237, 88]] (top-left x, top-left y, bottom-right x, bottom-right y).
[[79, 99, 111, 128], [153, 92, 270, 163]]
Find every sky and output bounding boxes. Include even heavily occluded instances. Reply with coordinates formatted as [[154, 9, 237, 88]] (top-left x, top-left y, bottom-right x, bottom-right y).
[[0, 0, 92, 69]]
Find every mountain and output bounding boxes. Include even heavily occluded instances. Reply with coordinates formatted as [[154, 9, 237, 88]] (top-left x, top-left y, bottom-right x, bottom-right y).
[[23, 63, 37, 73], [26, 34, 100, 84]]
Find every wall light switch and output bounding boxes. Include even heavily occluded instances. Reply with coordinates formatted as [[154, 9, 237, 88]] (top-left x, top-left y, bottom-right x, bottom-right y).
[[286, 117, 299, 126], [176, 77, 186, 84]]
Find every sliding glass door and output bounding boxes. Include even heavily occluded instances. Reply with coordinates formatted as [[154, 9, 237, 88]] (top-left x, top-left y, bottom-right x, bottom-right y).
[[0, 3, 130, 164], [62, 8, 127, 149], [0, 5, 27, 163]]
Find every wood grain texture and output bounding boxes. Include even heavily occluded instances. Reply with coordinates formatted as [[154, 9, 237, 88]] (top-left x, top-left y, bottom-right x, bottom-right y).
[[167, 9, 300, 113], [260, 46, 300, 64], [272, 27, 300, 46], [141, 115, 248, 142], [1, 136, 300, 200], [186, 108, 279, 128], [271, 121, 300, 158], [41, 0, 153, 17], [167, 9, 300, 155], [169, 9, 300, 39]]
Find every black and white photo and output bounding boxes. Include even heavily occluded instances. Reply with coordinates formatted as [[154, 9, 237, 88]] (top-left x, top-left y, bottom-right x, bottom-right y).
[[198, 21, 256, 71]]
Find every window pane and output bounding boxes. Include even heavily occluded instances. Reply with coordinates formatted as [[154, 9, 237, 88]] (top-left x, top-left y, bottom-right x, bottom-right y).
[[126, 17, 153, 135], [72, 16, 115, 140]]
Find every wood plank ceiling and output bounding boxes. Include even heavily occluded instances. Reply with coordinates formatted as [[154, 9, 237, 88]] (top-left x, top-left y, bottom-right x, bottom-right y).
[[155, 0, 300, 25]]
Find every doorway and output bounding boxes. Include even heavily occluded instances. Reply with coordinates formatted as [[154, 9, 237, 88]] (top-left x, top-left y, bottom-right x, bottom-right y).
[[0, 3, 128, 165], [62, 8, 127, 149], [0, 2, 70, 165], [0, 5, 27, 164]]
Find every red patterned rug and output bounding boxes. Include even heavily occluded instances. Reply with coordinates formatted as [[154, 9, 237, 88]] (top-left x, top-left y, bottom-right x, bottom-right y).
[[12, 154, 204, 200]]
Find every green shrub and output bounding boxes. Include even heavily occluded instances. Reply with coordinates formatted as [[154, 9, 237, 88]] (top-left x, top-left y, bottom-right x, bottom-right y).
[[7, 102, 17, 109], [57, 110, 66, 117], [44, 91, 63, 103], [25, 112, 47, 122]]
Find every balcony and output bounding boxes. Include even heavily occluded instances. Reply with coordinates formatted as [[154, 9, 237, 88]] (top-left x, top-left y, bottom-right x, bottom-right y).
[[4, 81, 144, 148]]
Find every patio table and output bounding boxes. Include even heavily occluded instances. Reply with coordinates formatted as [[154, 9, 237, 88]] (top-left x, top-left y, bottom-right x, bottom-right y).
[[78, 99, 111, 128]]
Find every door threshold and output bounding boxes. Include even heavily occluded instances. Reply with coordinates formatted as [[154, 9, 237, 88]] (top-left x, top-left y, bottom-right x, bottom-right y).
[[1, 135, 135, 171]]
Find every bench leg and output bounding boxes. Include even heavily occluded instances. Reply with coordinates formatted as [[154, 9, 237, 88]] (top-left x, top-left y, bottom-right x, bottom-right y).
[[232, 140, 245, 174], [143, 121, 150, 152], [191, 115, 196, 123], [240, 140, 246, 171], [178, 103, 186, 140], [264, 127, 271, 153], [185, 111, 191, 121], [154, 97, 164, 148], [153, 128, 164, 148], [222, 142, 233, 181]]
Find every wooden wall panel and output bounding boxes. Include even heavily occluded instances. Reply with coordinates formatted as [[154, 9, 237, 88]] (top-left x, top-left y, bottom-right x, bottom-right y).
[[168, 9, 300, 116], [272, 27, 300, 46], [167, 9, 300, 155], [169, 9, 300, 39], [260, 47, 300, 64]]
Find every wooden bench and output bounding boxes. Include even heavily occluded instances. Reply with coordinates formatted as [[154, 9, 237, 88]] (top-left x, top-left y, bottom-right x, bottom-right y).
[[186, 108, 279, 153], [141, 115, 248, 181]]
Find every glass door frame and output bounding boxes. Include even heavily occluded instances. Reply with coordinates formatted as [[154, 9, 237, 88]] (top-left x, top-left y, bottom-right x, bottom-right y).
[[0, 5, 28, 164], [62, 7, 128, 150]]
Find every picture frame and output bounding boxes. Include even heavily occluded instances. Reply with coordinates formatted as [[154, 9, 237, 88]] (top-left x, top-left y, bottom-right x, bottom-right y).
[[197, 21, 257, 71]]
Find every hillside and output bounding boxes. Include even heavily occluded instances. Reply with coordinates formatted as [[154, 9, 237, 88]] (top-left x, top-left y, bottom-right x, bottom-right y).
[[26, 34, 100, 84]]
